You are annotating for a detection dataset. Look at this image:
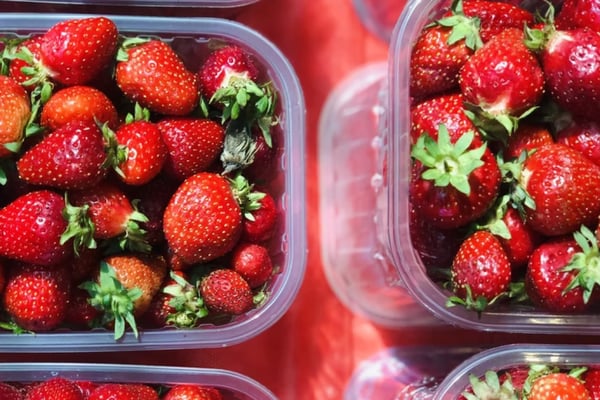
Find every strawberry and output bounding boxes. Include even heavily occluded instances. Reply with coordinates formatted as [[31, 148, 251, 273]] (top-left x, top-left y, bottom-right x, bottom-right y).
[[115, 39, 199, 116], [528, 372, 590, 400], [556, 120, 600, 167], [128, 384, 159, 400], [36, 17, 118, 87], [555, 0, 600, 31], [88, 383, 138, 400], [112, 111, 168, 186], [163, 172, 243, 264], [17, 119, 110, 190], [157, 118, 225, 181], [519, 143, 600, 236], [459, 27, 545, 135], [459, 0, 534, 43], [0, 382, 23, 400], [448, 230, 512, 311], [40, 85, 119, 131], [3, 263, 71, 332], [242, 189, 278, 244], [525, 232, 598, 313], [81, 254, 167, 339], [64, 287, 100, 329], [200, 268, 254, 315], [0, 75, 31, 158], [504, 124, 554, 160], [73, 381, 97, 398], [163, 385, 223, 400], [6, 35, 44, 91], [241, 127, 279, 183], [25, 377, 84, 400], [583, 368, 600, 399], [231, 242, 273, 288], [410, 123, 501, 229], [0, 190, 71, 266]]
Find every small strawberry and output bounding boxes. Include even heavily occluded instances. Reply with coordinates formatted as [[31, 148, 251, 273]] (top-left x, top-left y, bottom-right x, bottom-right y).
[[158, 117, 225, 181], [80, 254, 167, 339], [62, 180, 150, 253], [528, 372, 590, 400], [163, 385, 223, 400], [503, 124, 554, 161], [163, 172, 243, 264], [64, 287, 100, 329], [17, 119, 110, 190], [5, 35, 44, 91], [241, 127, 279, 183], [0, 382, 23, 400], [583, 368, 600, 399], [200, 268, 254, 315], [448, 230, 512, 311], [37, 16, 118, 86], [231, 242, 273, 288], [88, 383, 138, 400], [556, 120, 600, 167], [519, 143, 600, 236], [0, 75, 32, 158], [3, 263, 71, 332], [0, 190, 71, 266], [242, 188, 278, 244], [115, 39, 199, 116], [40, 85, 119, 131], [25, 377, 84, 400]]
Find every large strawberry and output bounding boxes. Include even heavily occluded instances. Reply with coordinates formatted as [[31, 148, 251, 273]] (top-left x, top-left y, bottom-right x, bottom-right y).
[[115, 39, 199, 116], [459, 27, 545, 135], [37, 16, 118, 86], [519, 143, 600, 236], [0, 190, 71, 266], [555, 0, 600, 31], [26, 377, 84, 400], [163, 172, 243, 264], [0, 75, 31, 158], [410, 123, 501, 229], [17, 119, 110, 190]]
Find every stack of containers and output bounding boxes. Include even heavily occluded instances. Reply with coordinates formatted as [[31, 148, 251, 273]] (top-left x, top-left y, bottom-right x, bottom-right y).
[[0, 1, 305, 396]]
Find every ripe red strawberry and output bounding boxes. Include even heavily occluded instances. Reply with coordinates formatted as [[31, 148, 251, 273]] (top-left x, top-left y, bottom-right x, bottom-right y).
[[115, 39, 199, 116], [504, 124, 554, 160], [526, 20, 600, 123], [448, 230, 512, 311], [555, 0, 600, 31], [112, 115, 168, 186], [25, 377, 84, 400], [231, 242, 273, 288], [163, 385, 223, 400], [519, 143, 600, 236], [0, 190, 71, 266], [157, 118, 225, 181], [459, 0, 534, 43], [62, 181, 150, 253], [583, 368, 600, 399], [0, 75, 31, 158], [3, 263, 71, 331], [200, 268, 254, 315], [128, 384, 159, 400], [242, 189, 278, 244], [0, 382, 23, 400], [525, 233, 597, 313], [459, 27, 545, 134], [88, 383, 139, 400], [410, 123, 501, 229], [529, 372, 590, 400], [242, 128, 279, 183], [73, 381, 97, 398], [81, 254, 167, 339], [556, 120, 600, 167], [7, 35, 44, 91], [64, 287, 100, 329], [17, 119, 110, 190], [40, 85, 119, 131], [497, 207, 543, 269], [163, 172, 243, 264], [38, 17, 118, 86]]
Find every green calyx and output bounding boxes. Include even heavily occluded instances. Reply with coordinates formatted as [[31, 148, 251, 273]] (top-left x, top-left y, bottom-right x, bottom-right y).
[[524, 1, 557, 52], [60, 194, 97, 256], [119, 199, 151, 254], [462, 371, 519, 400], [79, 262, 142, 340], [162, 271, 208, 328], [562, 225, 600, 303], [220, 127, 258, 175], [229, 173, 266, 220], [411, 124, 486, 196], [435, 0, 483, 51], [116, 36, 151, 62]]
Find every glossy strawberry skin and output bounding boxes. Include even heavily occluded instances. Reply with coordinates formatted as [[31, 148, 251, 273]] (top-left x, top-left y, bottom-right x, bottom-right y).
[[520, 143, 600, 236], [504, 124, 554, 160], [8, 35, 44, 91], [500, 207, 544, 270], [26, 377, 84, 400], [460, 1, 534, 42], [242, 191, 278, 244], [231, 242, 273, 288], [163, 172, 242, 264], [116, 40, 199, 116], [451, 230, 512, 303], [584, 368, 600, 399], [529, 372, 591, 400], [3, 263, 71, 332], [163, 384, 223, 400], [0, 382, 23, 400], [88, 383, 138, 400], [0, 75, 31, 158], [556, 120, 600, 167], [200, 268, 253, 315], [40, 85, 119, 131], [0, 190, 71, 267], [39, 16, 118, 86], [158, 118, 225, 181], [17, 119, 108, 190]]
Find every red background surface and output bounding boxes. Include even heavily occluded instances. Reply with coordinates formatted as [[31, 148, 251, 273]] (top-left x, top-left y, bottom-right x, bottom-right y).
[[1, 1, 599, 399]]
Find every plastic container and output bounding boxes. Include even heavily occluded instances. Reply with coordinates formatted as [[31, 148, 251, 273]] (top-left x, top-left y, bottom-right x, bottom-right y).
[[352, 0, 407, 42], [383, 0, 600, 334], [0, 13, 306, 352], [0, 362, 276, 400], [318, 61, 439, 327], [6, 0, 259, 7]]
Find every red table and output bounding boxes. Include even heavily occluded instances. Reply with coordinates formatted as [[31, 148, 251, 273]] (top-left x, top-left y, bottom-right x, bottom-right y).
[[1, 1, 599, 398]]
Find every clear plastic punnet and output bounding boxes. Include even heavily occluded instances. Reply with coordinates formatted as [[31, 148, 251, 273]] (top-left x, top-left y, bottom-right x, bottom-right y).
[[0, 362, 277, 400], [352, 0, 407, 43], [7, 0, 259, 7], [0, 14, 306, 352], [318, 61, 440, 328], [384, 0, 600, 334]]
